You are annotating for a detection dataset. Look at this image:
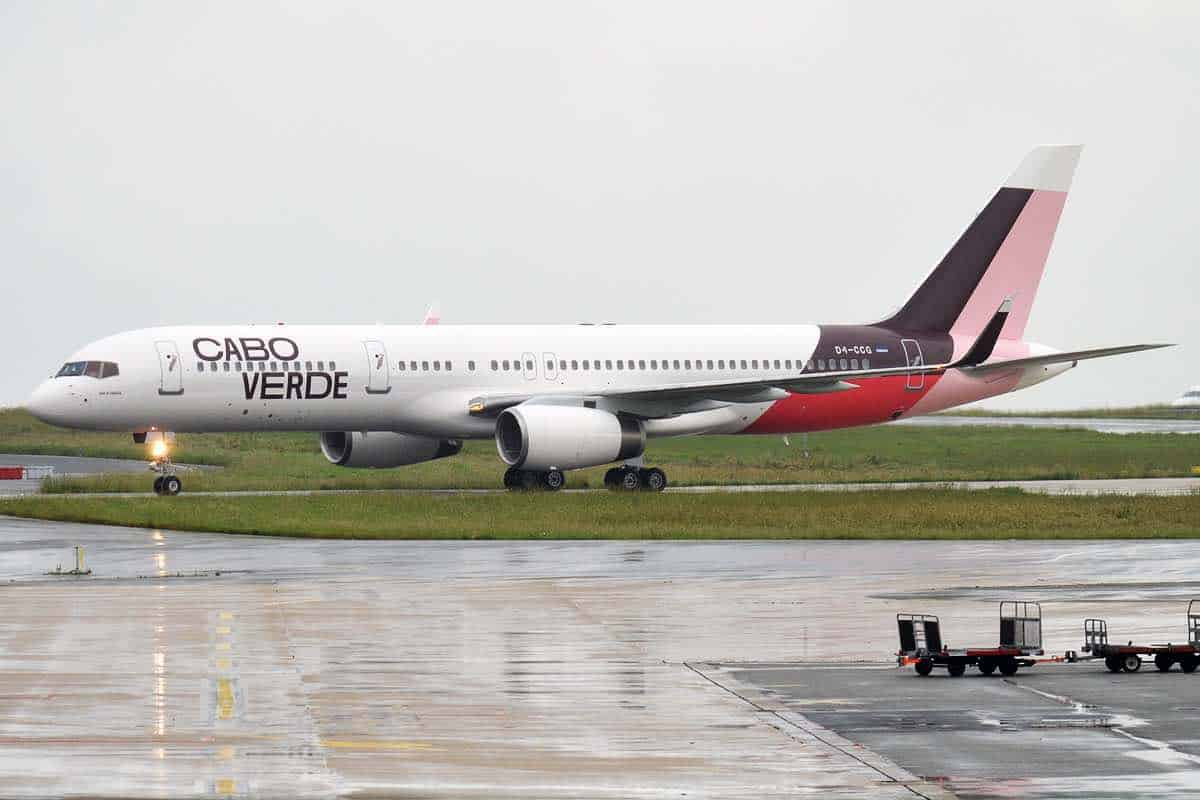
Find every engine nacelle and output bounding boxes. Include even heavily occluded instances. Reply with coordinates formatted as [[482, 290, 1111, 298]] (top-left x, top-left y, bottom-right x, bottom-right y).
[[320, 431, 462, 468], [495, 405, 644, 471]]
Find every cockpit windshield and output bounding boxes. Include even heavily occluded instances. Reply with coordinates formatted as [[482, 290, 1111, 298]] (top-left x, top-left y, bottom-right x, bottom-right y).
[[56, 361, 120, 379]]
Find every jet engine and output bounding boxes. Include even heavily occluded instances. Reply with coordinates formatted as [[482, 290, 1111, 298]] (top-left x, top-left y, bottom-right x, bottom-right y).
[[495, 405, 644, 471], [319, 431, 462, 468]]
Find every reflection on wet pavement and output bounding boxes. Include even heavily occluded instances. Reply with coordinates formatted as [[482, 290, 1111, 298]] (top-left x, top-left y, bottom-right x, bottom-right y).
[[1, 516, 1199, 797]]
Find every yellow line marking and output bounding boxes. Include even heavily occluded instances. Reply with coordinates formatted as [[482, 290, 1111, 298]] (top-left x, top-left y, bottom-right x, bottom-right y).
[[217, 745, 235, 760], [219, 612, 234, 620], [215, 625, 231, 635], [215, 658, 231, 670], [216, 679, 235, 720], [215, 777, 236, 794], [216, 642, 231, 651], [321, 738, 438, 751]]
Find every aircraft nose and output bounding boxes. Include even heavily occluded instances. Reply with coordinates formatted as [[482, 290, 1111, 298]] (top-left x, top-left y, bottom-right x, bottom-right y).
[[26, 380, 67, 425]]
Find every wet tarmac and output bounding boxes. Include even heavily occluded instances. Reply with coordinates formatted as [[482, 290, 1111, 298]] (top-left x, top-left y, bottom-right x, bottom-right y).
[[709, 663, 1200, 799], [1, 517, 1199, 797]]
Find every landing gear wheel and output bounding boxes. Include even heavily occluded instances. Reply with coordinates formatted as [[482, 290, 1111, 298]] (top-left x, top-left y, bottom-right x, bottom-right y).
[[153, 476, 165, 495], [1180, 657, 1198, 674], [1155, 653, 1174, 672], [503, 468, 521, 489], [603, 468, 622, 489], [641, 468, 667, 492], [161, 475, 182, 496], [1105, 656, 1122, 673], [998, 658, 1019, 677], [947, 662, 966, 677], [519, 470, 539, 491], [914, 658, 933, 677], [1121, 654, 1142, 673], [542, 469, 566, 491], [978, 660, 997, 676], [619, 468, 642, 491]]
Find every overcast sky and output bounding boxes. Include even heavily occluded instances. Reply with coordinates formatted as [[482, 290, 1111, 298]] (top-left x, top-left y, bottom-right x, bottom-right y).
[[2, 2, 1195, 410]]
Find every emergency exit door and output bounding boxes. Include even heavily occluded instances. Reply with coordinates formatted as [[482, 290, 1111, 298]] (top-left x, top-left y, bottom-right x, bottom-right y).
[[364, 340, 391, 394], [155, 341, 184, 396]]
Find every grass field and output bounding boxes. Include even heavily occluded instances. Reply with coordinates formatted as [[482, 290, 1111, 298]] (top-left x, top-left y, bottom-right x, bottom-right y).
[[0, 408, 1197, 494], [3, 490, 1197, 540], [943, 404, 1199, 420]]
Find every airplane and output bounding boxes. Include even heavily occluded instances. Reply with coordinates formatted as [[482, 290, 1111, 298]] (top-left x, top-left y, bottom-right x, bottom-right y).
[[26, 146, 1170, 495]]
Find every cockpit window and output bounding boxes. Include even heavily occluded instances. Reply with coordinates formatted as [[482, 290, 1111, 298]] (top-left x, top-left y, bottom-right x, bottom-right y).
[[56, 361, 120, 379]]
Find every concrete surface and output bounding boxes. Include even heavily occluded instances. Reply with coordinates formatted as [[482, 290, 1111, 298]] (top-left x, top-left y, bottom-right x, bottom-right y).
[[899, 415, 1200, 435], [3, 476, 1196, 500], [1, 519, 1199, 797], [710, 662, 1200, 798], [0, 452, 158, 474]]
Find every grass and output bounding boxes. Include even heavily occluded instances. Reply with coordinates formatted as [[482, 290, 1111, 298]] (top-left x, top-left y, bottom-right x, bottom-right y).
[[942, 404, 1199, 420], [1, 408, 1197, 495], [3, 490, 1197, 539]]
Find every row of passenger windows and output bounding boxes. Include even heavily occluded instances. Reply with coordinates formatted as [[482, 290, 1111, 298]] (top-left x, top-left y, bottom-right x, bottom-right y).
[[196, 360, 337, 373], [391, 356, 871, 374]]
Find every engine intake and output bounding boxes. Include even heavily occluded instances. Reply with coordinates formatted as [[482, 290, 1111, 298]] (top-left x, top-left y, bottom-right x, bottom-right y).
[[320, 431, 462, 468], [495, 405, 644, 471]]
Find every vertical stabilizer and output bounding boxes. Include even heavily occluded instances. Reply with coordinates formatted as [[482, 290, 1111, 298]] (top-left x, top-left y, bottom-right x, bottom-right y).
[[880, 146, 1081, 339]]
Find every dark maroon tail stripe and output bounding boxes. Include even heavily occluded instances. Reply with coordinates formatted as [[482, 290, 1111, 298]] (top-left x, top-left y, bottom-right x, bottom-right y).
[[881, 187, 1033, 334]]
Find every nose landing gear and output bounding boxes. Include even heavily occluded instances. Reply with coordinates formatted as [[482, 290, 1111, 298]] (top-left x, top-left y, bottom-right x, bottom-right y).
[[146, 432, 182, 496]]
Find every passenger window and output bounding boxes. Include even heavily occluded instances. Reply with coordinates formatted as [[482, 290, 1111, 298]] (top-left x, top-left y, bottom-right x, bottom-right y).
[[502, 360, 510, 370], [317, 361, 325, 370], [605, 360, 613, 370], [684, 360, 691, 369], [446, 361, 452, 371], [234, 362, 242, 372], [850, 358, 858, 369], [329, 361, 336, 370], [433, 361, 441, 371], [638, 360, 646, 369], [423, 361, 430, 371], [840, 358, 848, 370], [582, 360, 589, 370], [740, 359, 747, 369], [546, 360, 554, 371], [806, 359, 814, 370], [468, 360, 476, 371], [410, 361, 418, 371], [559, 360, 567, 370], [398, 361, 406, 371], [617, 360, 624, 370], [223, 362, 231, 372], [196, 362, 205, 372], [491, 360, 499, 371], [651, 360, 658, 369], [705, 360, 713, 369], [817, 359, 825, 370], [673, 359, 680, 369], [717, 360, 724, 369], [306, 361, 313, 371], [862, 358, 870, 370], [571, 360, 578, 370], [751, 360, 758, 369], [270, 362, 278, 371], [526, 360, 534, 371], [774, 359, 781, 369], [785, 360, 792, 369]]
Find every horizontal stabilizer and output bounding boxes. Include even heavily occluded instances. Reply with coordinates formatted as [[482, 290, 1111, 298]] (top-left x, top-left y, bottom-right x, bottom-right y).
[[964, 343, 1173, 374]]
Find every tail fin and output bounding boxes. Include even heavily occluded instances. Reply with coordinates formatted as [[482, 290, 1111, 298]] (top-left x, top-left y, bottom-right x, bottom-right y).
[[880, 145, 1082, 339]]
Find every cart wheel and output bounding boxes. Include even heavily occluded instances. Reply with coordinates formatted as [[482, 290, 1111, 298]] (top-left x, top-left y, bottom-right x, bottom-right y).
[[914, 658, 933, 677], [947, 662, 966, 677], [1154, 653, 1174, 672], [1105, 656, 1121, 673], [1180, 657, 1198, 674], [998, 657, 1019, 676], [1121, 654, 1142, 673], [978, 659, 997, 676]]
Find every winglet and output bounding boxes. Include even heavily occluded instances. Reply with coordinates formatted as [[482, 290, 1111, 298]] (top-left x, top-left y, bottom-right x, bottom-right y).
[[955, 297, 1012, 367]]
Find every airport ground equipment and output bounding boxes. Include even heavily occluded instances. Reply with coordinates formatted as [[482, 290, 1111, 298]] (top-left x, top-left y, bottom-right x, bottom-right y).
[[897, 601, 1051, 677], [1073, 600, 1200, 674]]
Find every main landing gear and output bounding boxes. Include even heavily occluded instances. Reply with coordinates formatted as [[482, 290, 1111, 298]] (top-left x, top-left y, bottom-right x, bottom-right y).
[[603, 466, 667, 492], [504, 468, 567, 492]]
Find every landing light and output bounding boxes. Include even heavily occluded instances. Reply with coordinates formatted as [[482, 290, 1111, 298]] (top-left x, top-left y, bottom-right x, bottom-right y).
[[150, 440, 169, 460]]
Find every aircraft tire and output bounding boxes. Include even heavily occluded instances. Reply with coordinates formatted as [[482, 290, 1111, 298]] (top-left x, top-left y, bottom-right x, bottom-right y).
[[641, 468, 667, 492]]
